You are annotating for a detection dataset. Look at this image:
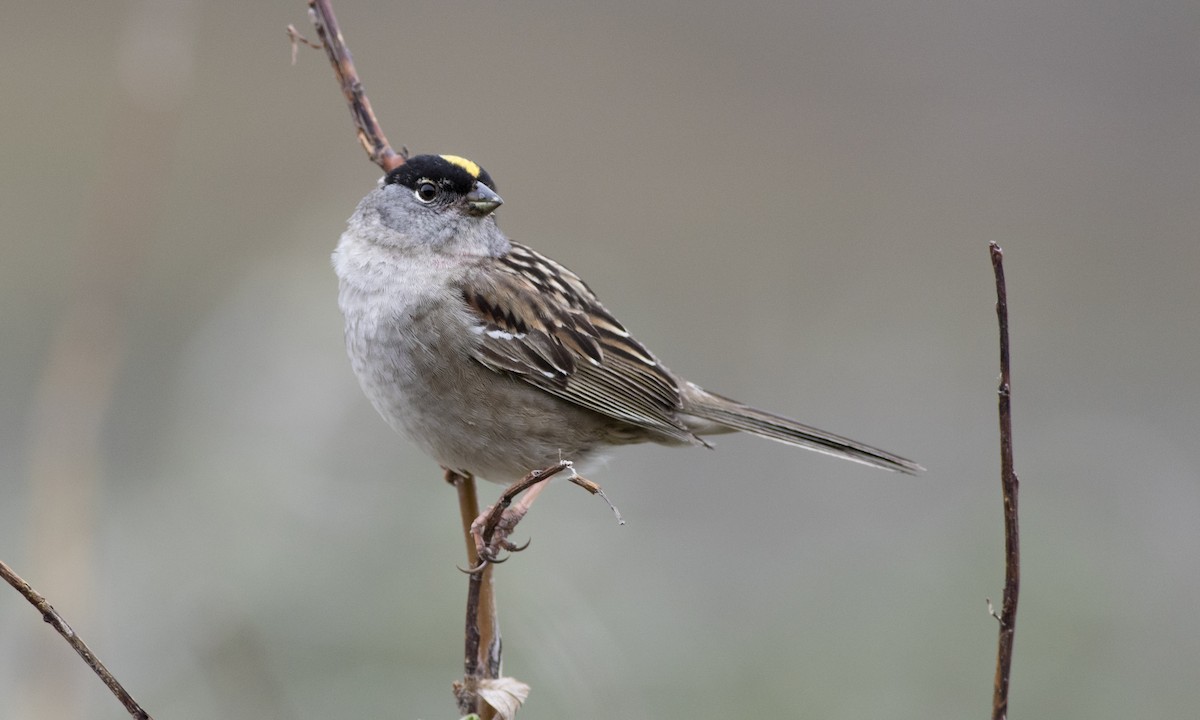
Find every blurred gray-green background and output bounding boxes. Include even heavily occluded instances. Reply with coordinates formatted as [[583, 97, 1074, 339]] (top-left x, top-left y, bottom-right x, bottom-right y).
[[3, 1, 1198, 718]]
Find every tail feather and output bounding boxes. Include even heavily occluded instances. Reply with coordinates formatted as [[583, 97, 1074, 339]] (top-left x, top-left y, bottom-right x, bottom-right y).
[[684, 389, 923, 474]]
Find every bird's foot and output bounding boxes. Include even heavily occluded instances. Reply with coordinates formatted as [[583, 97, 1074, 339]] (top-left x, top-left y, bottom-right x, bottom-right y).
[[469, 505, 533, 568], [461, 461, 575, 573]]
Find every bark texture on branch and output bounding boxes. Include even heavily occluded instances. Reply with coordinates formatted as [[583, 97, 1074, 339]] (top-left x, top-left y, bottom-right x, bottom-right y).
[[989, 242, 1021, 720]]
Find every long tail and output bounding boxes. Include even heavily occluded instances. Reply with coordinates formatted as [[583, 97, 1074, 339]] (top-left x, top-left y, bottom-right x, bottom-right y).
[[683, 387, 923, 474]]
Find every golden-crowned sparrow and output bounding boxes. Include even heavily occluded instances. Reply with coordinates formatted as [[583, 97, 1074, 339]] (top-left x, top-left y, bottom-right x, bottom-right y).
[[333, 154, 921, 482]]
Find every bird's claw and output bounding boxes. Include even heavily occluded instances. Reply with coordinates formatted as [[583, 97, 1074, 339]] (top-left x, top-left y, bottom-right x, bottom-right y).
[[467, 502, 535, 571], [461, 536, 529, 574]]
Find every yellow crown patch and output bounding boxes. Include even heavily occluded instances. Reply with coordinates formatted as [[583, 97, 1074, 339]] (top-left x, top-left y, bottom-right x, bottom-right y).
[[440, 155, 482, 179]]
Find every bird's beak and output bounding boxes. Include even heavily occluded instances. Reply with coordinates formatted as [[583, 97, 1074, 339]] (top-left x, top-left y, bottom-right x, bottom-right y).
[[465, 182, 503, 216]]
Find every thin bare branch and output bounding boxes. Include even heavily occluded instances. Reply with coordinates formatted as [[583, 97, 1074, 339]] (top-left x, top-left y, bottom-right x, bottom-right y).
[[989, 242, 1021, 720], [449, 470, 500, 719], [303, 0, 405, 172], [449, 461, 611, 719], [0, 560, 153, 720], [450, 464, 570, 719]]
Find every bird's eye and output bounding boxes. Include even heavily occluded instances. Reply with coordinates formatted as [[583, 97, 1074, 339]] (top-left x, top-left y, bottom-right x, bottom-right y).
[[415, 182, 438, 203]]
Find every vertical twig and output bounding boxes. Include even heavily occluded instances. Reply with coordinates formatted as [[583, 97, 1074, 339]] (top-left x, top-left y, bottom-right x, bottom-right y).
[[0, 560, 153, 720], [449, 461, 584, 718], [449, 470, 500, 719], [989, 242, 1021, 720]]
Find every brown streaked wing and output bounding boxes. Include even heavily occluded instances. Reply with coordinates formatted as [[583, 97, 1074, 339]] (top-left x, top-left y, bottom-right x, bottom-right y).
[[458, 243, 698, 443]]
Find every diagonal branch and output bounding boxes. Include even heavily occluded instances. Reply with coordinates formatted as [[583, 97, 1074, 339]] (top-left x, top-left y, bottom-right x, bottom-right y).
[[300, 0, 406, 172], [989, 242, 1021, 720], [0, 559, 153, 720]]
